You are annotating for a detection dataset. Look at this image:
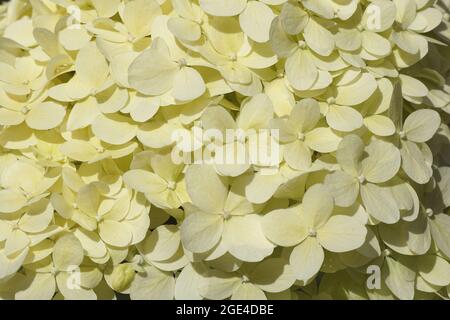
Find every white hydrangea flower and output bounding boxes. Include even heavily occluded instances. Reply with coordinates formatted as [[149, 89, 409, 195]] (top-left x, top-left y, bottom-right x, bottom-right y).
[[263, 184, 367, 282]]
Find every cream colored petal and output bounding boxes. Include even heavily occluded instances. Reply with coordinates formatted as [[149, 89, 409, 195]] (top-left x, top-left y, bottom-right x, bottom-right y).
[[284, 140, 312, 170], [92, 0, 121, 17], [122, 0, 161, 39], [280, 1, 309, 35], [335, 73, 378, 106], [137, 120, 180, 149], [130, 266, 175, 300], [99, 220, 133, 247], [4, 18, 36, 47], [324, 171, 359, 208], [429, 214, 450, 258], [305, 127, 341, 153], [399, 74, 428, 98], [326, 105, 363, 132], [185, 164, 228, 213], [239, 1, 275, 43], [245, 172, 284, 204], [66, 97, 100, 131], [286, 49, 317, 91], [59, 140, 99, 162], [403, 109, 441, 143], [168, 17, 201, 42], [0, 248, 28, 281], [231, 283, 266, 300], [237, 42, 278, 69], [5, 229, 29, 257], [172, 67, 206, 102], [336, 134, 364, 176], [400, 140, 433, 184], [269, 17, 297, 57], [384, 256, 415, 300], [58, 28, 91, 51], [75, 42, 109, 90], [128, 46, 178, 96], [0, 189, 27, 213], [15, 273, 55, 300], [91, 113, 137, 145], [304, 17, 335, 56], [417, 255, 450, 287], [139, 225, 180, 262], [302, 183, 334, 228], [18, 199, 53, 233], [73, 228, 108, 260], [223, 214, 274, 262], [289, 237, 324, 282], [362, 138, 401, 184], [174, 264, 205, 300], [250, 258, 296, 293], [317, 215, 367, 253], [199, 0, 247, 16], [56, 272, 97, 300], [25, 102, 66, 130], [198, 269, 241, 300], [262, 206, 307, 247], [237, 93, 273, 130], [360, 183, 400, 224], [362, 31, 391, 57], [335, 29, 361, 51], [180, 211, 224, 253], [53, 234, 84, 271], [288, 98, 321, 133], [364, 115, 396, 136]]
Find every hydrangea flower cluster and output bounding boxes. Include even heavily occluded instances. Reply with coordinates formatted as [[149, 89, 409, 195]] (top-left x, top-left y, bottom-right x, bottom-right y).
[[0, 0, 449, 300]]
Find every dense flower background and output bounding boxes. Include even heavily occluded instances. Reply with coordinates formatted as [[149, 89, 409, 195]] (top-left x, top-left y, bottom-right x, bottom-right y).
[[0, 0, 449, 300]]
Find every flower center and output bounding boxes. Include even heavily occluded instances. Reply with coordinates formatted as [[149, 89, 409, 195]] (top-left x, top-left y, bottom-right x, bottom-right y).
[[223, 210, 232, 220], [357, 175, 366, 184], [135, 255, 145, 266], [229, 53, 238, 62], [425, 208, 434, 218], [308, 228, 317, 237], [327, 97, 336, 105], [195, 17, 205, 26], [177, 58, 187, 68], [297, 132, 305, 141], [127, 34, 136, 43], [297, 40, 306, 49], [167, 180, 176, 190]]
